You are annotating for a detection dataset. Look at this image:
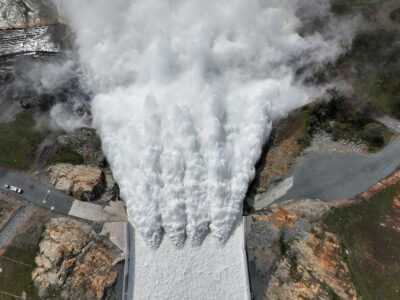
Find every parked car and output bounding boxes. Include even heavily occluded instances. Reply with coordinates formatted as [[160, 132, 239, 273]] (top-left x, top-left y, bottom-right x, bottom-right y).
[[4, 184, 23, 194]]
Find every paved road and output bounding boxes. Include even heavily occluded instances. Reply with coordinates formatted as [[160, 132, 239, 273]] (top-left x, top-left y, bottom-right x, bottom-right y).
[[276, 136, 400, 203], [0, 168, 73, 215]]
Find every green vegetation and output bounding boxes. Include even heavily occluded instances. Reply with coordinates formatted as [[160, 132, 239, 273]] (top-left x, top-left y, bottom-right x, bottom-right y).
[[293, 106, 313, 150], [0, 246, 40, 299], [299, 91, 393, 152], [0, 112, 47, 170], [337, 31, 400, 117], [331, 0, 382, 15], [0, 225, 46, 299], [324, 184, 400, 299], [390, 9, 400, 24], [53, 147, 84, 165], [362, 123, 387, 149]]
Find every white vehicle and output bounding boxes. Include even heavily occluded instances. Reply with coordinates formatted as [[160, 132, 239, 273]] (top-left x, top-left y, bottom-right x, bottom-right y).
[[8, 185, 23, 194]]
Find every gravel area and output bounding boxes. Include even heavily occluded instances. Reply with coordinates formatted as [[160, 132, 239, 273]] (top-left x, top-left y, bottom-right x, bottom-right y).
[[303, 131, 367, 154], [247, 221, 278, 249], [0, 203, 34, 249], [373, 113, 400, 133], [282, 218, 312, 244]]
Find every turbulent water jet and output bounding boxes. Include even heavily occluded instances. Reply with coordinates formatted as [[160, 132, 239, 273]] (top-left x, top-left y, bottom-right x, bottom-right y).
[[53, 0, 358, 248]]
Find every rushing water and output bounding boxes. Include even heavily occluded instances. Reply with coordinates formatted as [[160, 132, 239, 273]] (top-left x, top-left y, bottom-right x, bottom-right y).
[[53, 0, 358, 248]]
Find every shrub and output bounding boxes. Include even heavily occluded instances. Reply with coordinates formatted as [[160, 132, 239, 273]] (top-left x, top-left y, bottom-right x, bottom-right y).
[[363, 123, 385, 147]]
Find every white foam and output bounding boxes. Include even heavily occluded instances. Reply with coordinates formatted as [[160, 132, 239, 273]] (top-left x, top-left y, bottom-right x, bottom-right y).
[[129, 219, 249, 300], [54, 0, 357, 247]]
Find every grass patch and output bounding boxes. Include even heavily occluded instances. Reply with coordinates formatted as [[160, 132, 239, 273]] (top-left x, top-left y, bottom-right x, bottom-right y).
[[0, 226, 46, 299], [0, 246, 40, 299], [324, 184, 400, 299], [337, 31, 400, 117], [0, 111, 47, 170], [53, 147, 84, 165], [293, 105, 313, 150]]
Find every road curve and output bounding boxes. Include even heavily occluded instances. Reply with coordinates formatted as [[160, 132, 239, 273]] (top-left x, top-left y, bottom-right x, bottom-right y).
[[276, 136, 400, 203]]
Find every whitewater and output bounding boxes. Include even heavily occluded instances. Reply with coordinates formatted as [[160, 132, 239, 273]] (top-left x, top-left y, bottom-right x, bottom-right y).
[[53, 0, 357, 248]]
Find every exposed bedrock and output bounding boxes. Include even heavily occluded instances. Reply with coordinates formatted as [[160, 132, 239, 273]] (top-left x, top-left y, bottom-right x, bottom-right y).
[[45, 163, 105, 201], [246, 199, 358, 300], [32, 217, 120, 299], [0, 0, 59, 29]]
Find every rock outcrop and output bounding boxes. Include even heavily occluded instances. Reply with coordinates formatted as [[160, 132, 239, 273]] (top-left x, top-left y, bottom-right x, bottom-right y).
[[0, 0, 58, 29], [246, 199, 358, 300], [57, 128, 106, 167], [98, 168, 120, 203], [32, 217, 120, 300], [46, 164, 105, 201], [265, 227, 358, 300]]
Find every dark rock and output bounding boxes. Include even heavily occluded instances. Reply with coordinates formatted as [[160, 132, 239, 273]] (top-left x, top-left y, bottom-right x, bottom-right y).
[[57, 128, 105, 167]]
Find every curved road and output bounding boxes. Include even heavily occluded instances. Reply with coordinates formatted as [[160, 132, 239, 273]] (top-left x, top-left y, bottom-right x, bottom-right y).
[[276, 136, 400, 203]]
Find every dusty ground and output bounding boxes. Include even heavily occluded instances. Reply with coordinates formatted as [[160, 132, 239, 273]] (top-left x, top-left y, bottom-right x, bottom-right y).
[[0, 193, 23, 230]]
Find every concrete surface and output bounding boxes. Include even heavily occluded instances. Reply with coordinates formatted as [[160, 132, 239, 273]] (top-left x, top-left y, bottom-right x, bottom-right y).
[[127, 220, 250, 300], [69, 200, 127, 222], [252, 177, 294, 210]]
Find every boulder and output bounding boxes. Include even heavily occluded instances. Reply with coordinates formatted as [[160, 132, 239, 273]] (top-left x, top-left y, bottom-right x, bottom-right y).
[[32, 217, 120, 300], [46, 163, 105, 201]]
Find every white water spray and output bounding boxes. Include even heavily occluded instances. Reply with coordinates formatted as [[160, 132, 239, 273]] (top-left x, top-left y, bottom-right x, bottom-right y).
[[54, 0, 357, 247]]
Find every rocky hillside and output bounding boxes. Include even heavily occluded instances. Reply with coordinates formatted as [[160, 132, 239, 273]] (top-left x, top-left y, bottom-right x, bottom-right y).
[[246, 199, 358, 299], [32, 217, 121, 299]]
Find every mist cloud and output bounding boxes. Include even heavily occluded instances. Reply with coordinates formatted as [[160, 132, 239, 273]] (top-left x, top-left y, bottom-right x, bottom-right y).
[[53, 0, 359, 247]]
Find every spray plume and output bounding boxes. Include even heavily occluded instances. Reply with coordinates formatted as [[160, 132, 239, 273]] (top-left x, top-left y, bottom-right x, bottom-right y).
[[53, 0, 358, 248]]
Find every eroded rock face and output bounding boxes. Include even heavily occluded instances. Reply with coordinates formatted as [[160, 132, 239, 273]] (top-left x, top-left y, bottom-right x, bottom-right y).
[[99, 168, 120, 203], [46, 163, 105, 201], [57, 128, 105, 167], [266, 229, 358, 300], [0, 0, 58, 29], [246, 199, 358, 300], [32, 217, 120, 299]]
